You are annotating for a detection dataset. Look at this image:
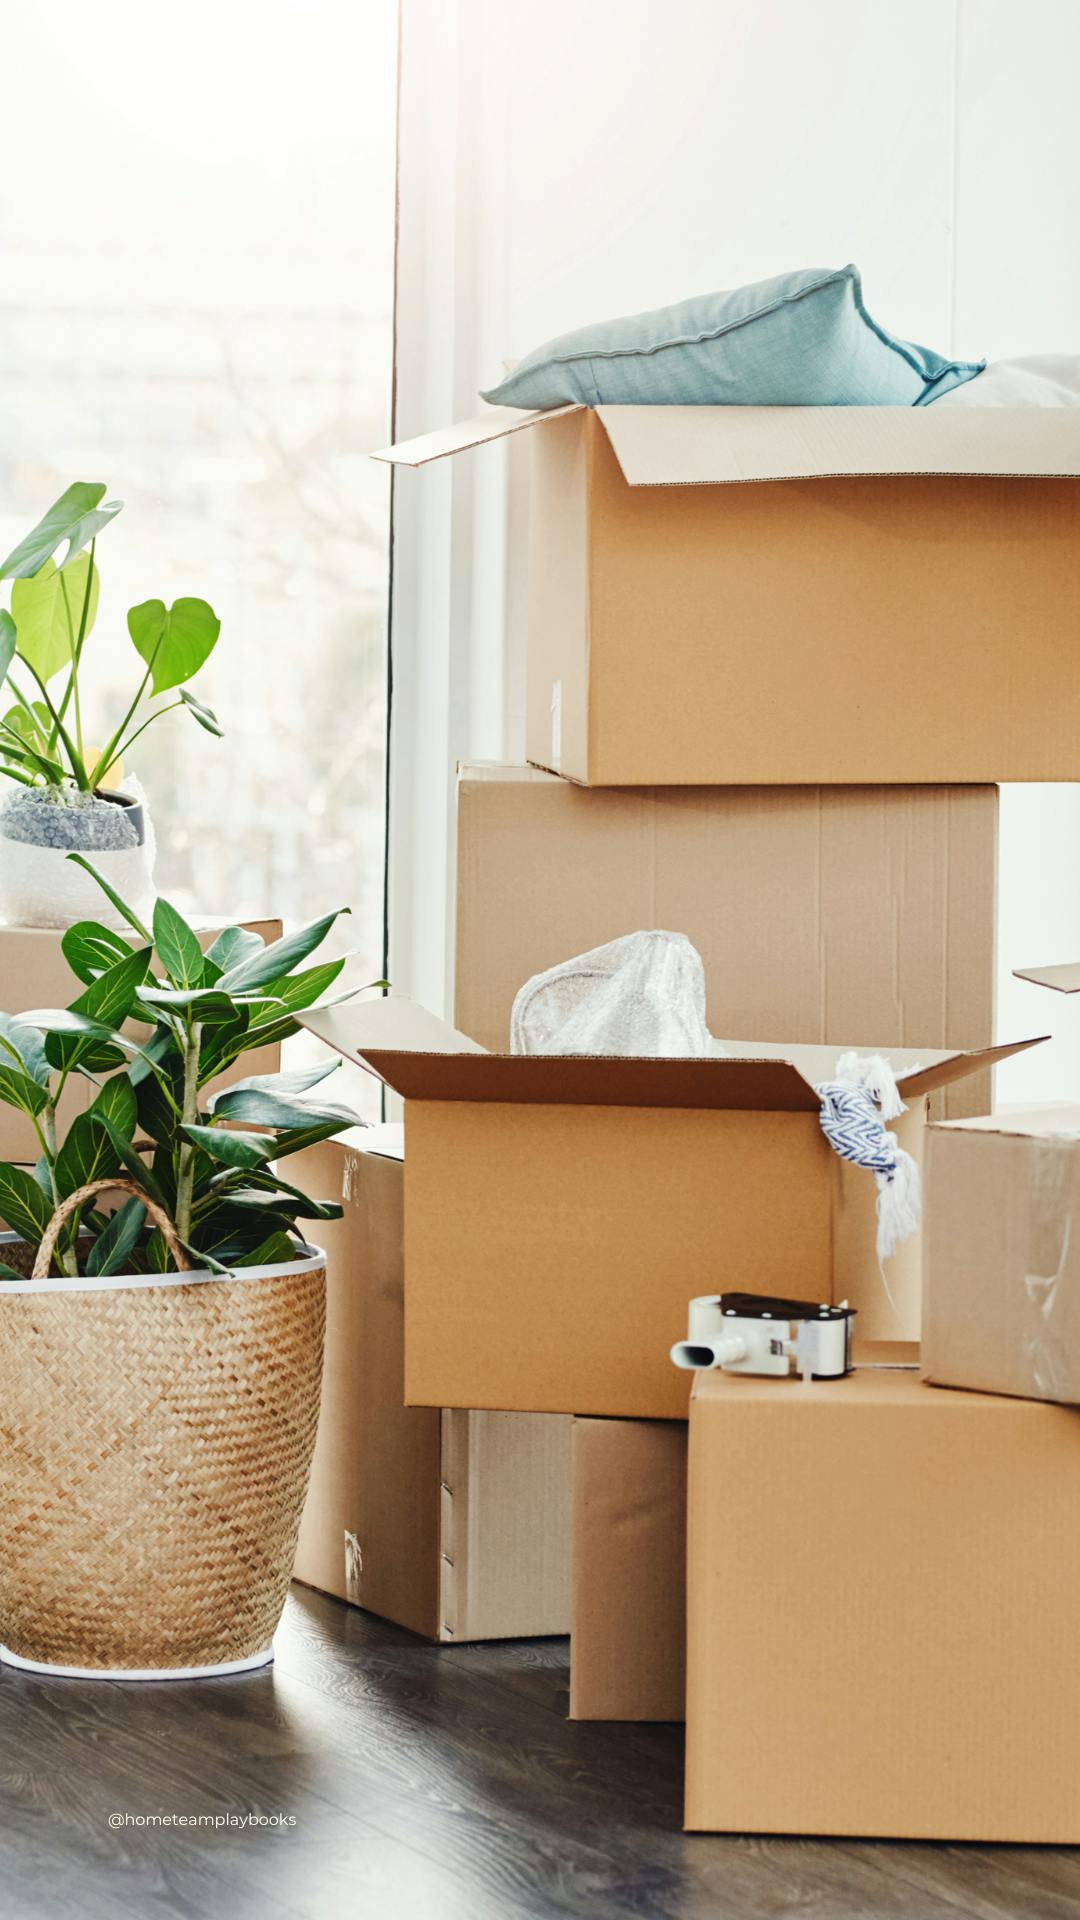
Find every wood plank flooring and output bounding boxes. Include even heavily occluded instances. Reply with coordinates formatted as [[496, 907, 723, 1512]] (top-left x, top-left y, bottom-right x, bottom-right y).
[[0, 1584, 1078, 1919]]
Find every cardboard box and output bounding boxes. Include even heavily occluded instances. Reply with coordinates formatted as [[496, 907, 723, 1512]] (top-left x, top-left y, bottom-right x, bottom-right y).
[[455, 766, 998, 1119], [300, 996, 1042, 1419], [685, 1368, 1080, 1839], [379, 405, 1080, 786], [0, 919, 282, 1161], [570, 1417, 686, 1722], [923, 1103, 1080, 1406], [570, 1343, 916, 1725], [291, 1128, 572, 1641]]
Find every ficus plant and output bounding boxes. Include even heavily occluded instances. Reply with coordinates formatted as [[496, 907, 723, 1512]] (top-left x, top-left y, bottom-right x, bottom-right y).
[[0, 857, 379, 1280], [0, 482, 222, 795]]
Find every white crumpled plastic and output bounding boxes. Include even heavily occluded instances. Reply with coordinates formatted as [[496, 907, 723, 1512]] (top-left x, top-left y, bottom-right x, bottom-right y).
[[510, 930, 727, 1058], [0, 778, 157, 932]]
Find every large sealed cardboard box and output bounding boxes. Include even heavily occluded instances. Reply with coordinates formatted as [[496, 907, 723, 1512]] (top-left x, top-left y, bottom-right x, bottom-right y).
[[300, 997, 1040, 1419], [923, 1103, 1080, 1406], [571, 1417, 686, 1722], [571, 1344, 918, 1725], [379, 406, 1080, 786], [0, 919, 282, 1161], [455, 766, 998, 1119], [685, 1368, 1080, 1840], [291, 1128, 572, 1641]]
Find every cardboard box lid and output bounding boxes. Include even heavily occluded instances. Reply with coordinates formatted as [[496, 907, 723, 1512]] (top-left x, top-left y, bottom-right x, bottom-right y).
[[1013, 961, 1080, 994], [297, 998, 1042, 1113], [375, 404, 1080, 485]]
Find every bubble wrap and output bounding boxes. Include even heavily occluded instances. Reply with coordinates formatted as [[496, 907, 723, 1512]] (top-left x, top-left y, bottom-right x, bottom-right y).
[[510, 930, 727, 1058], [0, 780, 156, 931]]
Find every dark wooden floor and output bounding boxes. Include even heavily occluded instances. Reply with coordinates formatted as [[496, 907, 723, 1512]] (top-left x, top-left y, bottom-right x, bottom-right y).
[[1, 1586, 1079, 1919]]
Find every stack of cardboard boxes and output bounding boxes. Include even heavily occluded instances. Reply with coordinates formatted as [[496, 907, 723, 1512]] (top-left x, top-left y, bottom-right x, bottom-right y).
[[300, 397, 1080, 1840]]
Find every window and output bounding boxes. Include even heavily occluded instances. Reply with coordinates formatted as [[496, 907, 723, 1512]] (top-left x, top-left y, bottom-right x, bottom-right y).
[[0, 0, 396, 996]]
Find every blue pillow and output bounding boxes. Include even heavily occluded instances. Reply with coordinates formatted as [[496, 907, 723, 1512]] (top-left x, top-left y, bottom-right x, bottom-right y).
[[481, 265, 984, 410]]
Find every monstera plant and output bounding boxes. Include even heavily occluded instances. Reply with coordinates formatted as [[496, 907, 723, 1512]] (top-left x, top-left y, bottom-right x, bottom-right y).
[[0, 859, 368, 1278], [0, 482, 222, 929]]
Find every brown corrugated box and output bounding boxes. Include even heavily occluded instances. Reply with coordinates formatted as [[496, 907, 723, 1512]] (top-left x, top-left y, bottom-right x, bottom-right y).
[[291, 1128, 572, 1641], [685, 1368, 1080, 1839], [570, 1417, 686, 1722], [299, 996, 1043, 1420], [570, 1341, 917, 1725], [454, 766, 998, 1119], [923, 1102, 1080, 1407], [0, 919, 282, 1161], [378, 405, 1080, 786]]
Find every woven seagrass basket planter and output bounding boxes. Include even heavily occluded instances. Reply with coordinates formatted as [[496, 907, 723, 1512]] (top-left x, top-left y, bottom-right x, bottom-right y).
[[0, 1204, 325, 1681]]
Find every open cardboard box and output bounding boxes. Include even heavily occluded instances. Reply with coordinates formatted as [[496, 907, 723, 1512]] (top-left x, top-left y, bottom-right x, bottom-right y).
[[454, 766, 999, 1120], [299, 995, 1044, 1421], [378, 405, 1080, 787]]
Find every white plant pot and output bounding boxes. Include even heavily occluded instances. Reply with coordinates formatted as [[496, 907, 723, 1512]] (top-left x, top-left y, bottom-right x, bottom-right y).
[[0, 783, 156, 931]]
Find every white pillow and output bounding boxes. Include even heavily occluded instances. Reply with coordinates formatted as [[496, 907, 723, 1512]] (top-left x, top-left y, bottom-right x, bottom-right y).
[[932, 354, 1080, 407]]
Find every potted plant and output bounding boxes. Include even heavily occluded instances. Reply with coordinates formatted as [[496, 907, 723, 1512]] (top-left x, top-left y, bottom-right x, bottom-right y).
[[0, 482, 222, 929], [0, 858, 376, 1679]]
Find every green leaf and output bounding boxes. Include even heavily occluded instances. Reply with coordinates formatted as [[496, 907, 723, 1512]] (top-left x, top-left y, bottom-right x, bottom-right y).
[[185, 1115, 353, 1175], [234, 1230, 299, 1268], [152, 897, 205, 989], [205, 1086, 359, 1131], [86, 1195, 146, 1277], [61, 498, 124, 563], [219, 911, 349, 993], [88, 1072, 138, 1145], [75, 946, 152, 1029], [181, 1124, 272, 1170], [179, 686, 224, 738], [0, 611, 16, 682], [144, 1228, 171, 1272], [91, 1112, 171, 1209], [0, 482, 114, 580], [0, 1062, 48, 1121], [61, 920, 133, 987], [136, 983, 246, 1022], [205, 926, 263, 974], [0, 1011, 51, 1086], [208, 1060, 341, 1107], [0, 1163, 53, 1244], [64, 854, 150, 940], [208, 1164, 347, 1221], [128, 596, 221, 694], [12, 552, 99, 684], [0, 1261, 34, 1281], [54, 1104, 124, 1200]]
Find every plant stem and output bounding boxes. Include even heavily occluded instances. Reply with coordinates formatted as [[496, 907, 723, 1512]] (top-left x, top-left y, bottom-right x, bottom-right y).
[[19, 659, 88, 789], [174, 1013, 202, 1249], [53, 542, 96, 762], [97, 700, 184, 783], [40, 1102, 76, 1278], [92, 630, 164, 792]]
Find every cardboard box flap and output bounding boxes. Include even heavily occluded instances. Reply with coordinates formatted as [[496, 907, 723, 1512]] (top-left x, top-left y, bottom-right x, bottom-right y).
[[297, 995, 485, 1062], [1013, 962, 1080, 994], [717, 1035, 1044, 1098], [895, 1037, 1046, 1099], [594, 404, 1080, 488], [373, 403, 584, 468], [356, 1050, 824, 1113]]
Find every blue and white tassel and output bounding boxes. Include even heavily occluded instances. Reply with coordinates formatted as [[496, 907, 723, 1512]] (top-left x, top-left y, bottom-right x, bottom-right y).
[[816, 1052, 921, 1264]]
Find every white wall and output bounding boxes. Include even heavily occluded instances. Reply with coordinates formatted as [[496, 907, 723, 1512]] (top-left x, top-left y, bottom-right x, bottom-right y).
[[391, 0, 1080, 1100]]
